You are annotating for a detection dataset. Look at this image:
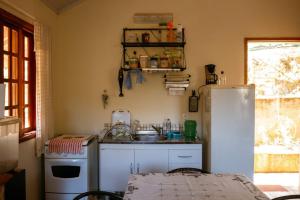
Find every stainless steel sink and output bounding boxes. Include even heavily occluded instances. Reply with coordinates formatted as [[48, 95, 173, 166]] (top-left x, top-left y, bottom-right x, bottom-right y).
[[134, 130, 167, 142]]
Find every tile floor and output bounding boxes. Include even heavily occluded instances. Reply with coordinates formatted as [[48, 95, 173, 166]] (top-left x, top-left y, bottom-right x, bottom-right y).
[[254, 173, 300, 199]]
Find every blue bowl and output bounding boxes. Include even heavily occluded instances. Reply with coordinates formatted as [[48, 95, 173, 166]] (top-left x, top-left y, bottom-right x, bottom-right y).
[[167, 131, 182, 140]]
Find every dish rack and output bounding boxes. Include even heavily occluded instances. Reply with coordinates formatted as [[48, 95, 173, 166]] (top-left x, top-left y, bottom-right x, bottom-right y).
[[164, 74, 190, 95], [103, 123, 184, 135]]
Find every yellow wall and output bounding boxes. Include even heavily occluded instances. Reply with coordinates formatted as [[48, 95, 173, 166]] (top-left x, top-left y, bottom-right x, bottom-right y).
[[53, 0, 300, 135], [1, 0, 300, 199]]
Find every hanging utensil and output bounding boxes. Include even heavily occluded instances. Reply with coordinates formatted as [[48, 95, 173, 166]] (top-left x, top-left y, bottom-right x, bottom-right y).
[[118, 68, 124, 97]]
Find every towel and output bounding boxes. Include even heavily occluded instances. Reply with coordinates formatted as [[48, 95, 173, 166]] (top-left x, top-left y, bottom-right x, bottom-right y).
[[136, 69, 144, 84], [48, 137, 85, 154], [125, 70, 132, 89], [124, 69, 145, 89]]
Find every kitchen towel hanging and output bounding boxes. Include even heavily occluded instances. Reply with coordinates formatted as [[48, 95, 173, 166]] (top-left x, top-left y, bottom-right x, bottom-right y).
[[48, 137, 85, 154], [164, 73, 190, 95], [124, 69, 145, 90], [125, 70, 133, 89]]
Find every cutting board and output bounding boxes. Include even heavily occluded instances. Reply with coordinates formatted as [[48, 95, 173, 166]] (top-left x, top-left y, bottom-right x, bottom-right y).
[[112, 110, 131, 125]]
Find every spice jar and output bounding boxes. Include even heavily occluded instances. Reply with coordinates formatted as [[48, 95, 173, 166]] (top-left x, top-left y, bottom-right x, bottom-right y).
[[139, 55, 149, 68], [129, 58, 138, 68], [142, 32, 150, 43], [150, 56, 159, 68], [129, 51, 138, 68], [172, 56, 182, 68], [160, 56, 169, 68]]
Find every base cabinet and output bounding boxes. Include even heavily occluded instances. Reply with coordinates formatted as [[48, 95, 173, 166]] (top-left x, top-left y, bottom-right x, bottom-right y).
[[99, 148, 134, 192], [135, 149, 168, 174], [168, 149, 202, 171], [99, 144, 202, 192]]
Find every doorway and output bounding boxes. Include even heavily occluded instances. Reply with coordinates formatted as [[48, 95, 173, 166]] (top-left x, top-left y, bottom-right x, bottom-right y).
[[245, 38, 300, 197]]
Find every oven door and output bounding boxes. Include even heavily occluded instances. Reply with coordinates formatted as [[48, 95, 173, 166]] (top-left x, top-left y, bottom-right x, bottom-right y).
[[45, 158, 88, 193]]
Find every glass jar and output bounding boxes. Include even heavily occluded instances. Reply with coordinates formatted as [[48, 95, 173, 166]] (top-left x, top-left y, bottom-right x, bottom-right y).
[[160, 57, 169, 68], [142, 32, 150, 43], [150, 56, 159, 68], [129, 58, 138, 68], [139, 55, 149, 68], [129, 51, 138, 68], [172, 56, 182, 68]]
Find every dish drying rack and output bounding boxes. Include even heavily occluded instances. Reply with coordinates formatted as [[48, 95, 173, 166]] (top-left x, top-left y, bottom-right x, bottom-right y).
[[164, 74, 190, 95], [103, 123, 184, 138]]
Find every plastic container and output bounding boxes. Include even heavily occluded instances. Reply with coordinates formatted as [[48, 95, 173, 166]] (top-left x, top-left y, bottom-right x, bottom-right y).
[[167, 131, 181, 140], [184, 120, 197, 139], [0, 117, 19, 174]]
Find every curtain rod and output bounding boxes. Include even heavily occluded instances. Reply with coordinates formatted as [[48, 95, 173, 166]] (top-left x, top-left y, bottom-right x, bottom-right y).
[[0, 0, 36, 20]]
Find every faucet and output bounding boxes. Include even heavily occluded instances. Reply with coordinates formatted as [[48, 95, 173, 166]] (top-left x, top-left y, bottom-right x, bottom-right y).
[[151, 125, 163, 135]]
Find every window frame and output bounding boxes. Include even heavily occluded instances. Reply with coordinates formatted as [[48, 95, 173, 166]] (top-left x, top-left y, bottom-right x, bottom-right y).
[[0, 8, 36, 142], [244, 37, 300, 84]]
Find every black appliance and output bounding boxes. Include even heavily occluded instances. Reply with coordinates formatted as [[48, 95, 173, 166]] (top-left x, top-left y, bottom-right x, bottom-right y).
[[205, 64, 218, 84]]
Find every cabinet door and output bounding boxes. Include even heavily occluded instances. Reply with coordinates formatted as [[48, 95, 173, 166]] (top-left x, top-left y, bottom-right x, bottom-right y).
[[100, 149, 134, 192], [135, 149, 168, 173]]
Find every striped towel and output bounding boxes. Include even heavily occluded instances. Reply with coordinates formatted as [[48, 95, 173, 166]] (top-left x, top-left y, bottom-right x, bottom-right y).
[[48, 137, 85, 154]]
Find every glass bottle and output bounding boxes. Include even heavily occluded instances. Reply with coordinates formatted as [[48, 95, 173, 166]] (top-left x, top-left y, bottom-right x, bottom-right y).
[[163, 118, 171, 133], [176, 24, 183, 42], [218, 70, 227, 85], [167, 21, 175, 42]]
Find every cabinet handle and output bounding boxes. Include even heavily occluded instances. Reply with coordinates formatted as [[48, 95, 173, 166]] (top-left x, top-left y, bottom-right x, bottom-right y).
[[178, 155, 192, 158], [137, 163, 140, 174], [130, 163, 133, 174]]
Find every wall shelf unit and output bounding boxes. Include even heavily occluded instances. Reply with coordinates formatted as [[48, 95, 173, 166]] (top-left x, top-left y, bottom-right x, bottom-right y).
[[122, 67, 184, 72], [121, 27, 187, 73], [121, 42, 185, 48]]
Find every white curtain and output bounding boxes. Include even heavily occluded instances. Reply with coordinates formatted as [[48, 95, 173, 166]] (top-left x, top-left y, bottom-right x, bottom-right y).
[[34, 21, 54, 157]]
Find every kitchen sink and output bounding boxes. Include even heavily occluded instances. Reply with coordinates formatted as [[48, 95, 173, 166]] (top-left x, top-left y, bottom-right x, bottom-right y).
[[134, 130, 167, 142]]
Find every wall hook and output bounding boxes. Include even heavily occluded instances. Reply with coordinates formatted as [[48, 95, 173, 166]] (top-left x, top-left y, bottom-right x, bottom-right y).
[[102, 90, 109, 109]]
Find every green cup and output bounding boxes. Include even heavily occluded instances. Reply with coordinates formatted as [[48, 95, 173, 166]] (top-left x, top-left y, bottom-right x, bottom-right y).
[[184, 120, 197, 140]]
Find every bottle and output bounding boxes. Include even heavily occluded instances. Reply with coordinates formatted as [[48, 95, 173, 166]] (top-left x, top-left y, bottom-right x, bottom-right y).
[[218, 70, 227, 85], [164, 118, 171, 133], [158, 30, 162, 42], [167, 21, 175, 42], [176, 24, 183, 42]]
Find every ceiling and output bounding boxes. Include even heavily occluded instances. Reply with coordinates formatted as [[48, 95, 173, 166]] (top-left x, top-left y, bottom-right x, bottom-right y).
[[40, 0, 83, 14]]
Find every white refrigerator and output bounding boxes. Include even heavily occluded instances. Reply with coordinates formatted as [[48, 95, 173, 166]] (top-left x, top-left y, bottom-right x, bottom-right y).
[[200, 84, 255, 179]]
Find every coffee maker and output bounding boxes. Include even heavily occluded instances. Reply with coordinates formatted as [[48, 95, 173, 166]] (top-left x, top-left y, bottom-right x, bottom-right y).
[[205, 64, 218, 84]]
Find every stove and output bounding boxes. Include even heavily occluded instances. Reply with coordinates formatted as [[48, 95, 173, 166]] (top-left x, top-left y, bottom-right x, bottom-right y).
[[44, 134, 98, 200]]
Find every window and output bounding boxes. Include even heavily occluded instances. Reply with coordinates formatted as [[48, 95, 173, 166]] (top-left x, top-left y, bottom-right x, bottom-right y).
[[0, 8, 36, 141], [245, 38, 300, 174]]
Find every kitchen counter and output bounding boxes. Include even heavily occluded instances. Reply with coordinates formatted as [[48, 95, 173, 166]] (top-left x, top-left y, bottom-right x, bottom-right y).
[[99, 135, 203, 144]]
